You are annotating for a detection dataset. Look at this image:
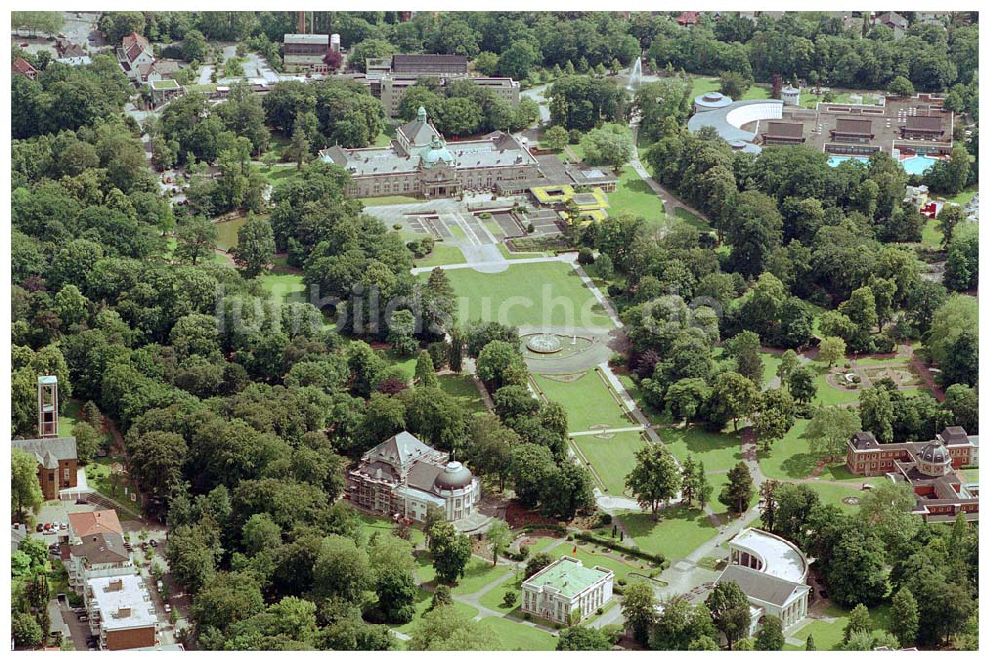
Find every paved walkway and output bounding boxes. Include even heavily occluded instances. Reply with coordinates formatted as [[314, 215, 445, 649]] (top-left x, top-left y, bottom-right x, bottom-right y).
[[410, 254, 569, 274], [568, 425, 645, 438]]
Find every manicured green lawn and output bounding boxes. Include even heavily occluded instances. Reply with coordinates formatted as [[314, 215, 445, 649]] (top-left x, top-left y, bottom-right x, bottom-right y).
[[703, 471, 731, 514], [799, 482, 868, 513], [477, 616, 558, 651], [685, 75, 770, 105], [373, 131, 393, 147], [618, 506, 718, 563], [786, 603, 892, 650], [258, 272, 306, 304], [438, 374, 488, 415], [359, 514, 422, 546], [757, 419, 817, 481], [762, 351, 785, 386], [436, 262, 612, 330], [413, 243, 466, 267], [668, 206, 711, 231], [614, 372, 673, 427], [572, 431, 647, 496], [534, 370, 631, 433], [396, 597, 478, 637], [606, 166, 664, 222], [939, 187, 977, 206], [258, 164, 297, 185], [548, 541, 650, 581], [812, 367, 862, 406], [452, 557, 516, 597], [659, 427, 742, 474], [478, 573, 523, 614], [386, 352, 417, 382]]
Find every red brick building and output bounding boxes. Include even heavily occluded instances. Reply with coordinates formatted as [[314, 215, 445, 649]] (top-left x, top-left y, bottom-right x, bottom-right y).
[[847, 427, 979, 522], [847, 427, 977, 475], [12, 437, 78, 500]]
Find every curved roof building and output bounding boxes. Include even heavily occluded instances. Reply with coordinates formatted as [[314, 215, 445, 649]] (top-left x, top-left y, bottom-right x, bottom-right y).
[[694, 91, 733, 111], [716, 527, 811, 635], [687, 98, 785, 155]]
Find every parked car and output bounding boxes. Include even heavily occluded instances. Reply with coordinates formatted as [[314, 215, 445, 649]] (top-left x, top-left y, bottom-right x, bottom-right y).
[[156, 580, 164, 593], [149, 539, 159, 547], [164, 604, 172, 614], [59, 522, 68, 531], [36, 524, 44, 533]]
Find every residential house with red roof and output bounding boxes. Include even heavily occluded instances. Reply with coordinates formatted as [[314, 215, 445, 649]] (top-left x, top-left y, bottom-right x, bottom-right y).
[[12, 56, 38, 80]]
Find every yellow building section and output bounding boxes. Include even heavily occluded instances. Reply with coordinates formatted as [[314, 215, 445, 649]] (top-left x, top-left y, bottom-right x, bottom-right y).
[[530, 184, 576, 205], [559, 208, 608, 225], [530, 185, 609, 213]]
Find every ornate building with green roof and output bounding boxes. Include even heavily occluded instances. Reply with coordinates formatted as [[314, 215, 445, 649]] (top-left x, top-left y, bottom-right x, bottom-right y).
[[520, 556, 613, 625], [319, 106, 540, 199]]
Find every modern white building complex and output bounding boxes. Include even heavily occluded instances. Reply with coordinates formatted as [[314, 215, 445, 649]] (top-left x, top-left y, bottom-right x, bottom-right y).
[[346, 431, 482, 526], [716, 528, 811, 634], [688, 94, 785, 154], [520, 556, 614, 626]]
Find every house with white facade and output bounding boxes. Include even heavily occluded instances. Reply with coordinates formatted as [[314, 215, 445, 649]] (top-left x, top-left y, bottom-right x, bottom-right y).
[[716, 528, 811, 635], [520, 556, 613, 626]]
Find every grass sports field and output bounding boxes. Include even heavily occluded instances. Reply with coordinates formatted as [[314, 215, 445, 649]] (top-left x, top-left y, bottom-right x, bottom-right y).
[[534, 370, 631, 433], [439, 262, 612, 329]]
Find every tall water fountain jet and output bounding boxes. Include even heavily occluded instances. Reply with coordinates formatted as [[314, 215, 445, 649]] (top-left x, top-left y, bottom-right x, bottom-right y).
[[626, 57, 642, 94]]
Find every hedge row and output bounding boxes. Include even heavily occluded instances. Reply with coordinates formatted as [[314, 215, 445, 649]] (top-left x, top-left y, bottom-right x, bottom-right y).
[[576, 532, 667, 566]]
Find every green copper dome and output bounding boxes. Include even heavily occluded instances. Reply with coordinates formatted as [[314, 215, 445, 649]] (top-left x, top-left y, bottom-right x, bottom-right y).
[[420, 135, 454, 166]]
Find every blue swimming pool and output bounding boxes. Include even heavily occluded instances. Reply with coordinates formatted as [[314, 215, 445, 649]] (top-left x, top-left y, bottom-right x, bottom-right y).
[[900, 154, 939, 176], [827, 155, 869, 167], [827, 153, 940, 176]]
